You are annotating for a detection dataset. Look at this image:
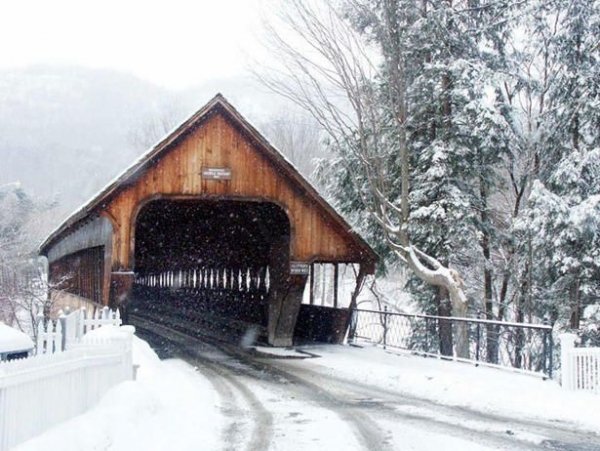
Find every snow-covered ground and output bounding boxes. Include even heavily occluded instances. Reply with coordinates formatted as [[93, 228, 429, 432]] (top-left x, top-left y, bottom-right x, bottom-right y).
[[14, 337, 222, 451], [15, 334, 599, 450], [297, 344, 600, 433]]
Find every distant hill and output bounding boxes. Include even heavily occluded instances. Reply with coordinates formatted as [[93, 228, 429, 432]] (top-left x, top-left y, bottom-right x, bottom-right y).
[[0, 66, 173, 209], [0, 65, 320, 234]]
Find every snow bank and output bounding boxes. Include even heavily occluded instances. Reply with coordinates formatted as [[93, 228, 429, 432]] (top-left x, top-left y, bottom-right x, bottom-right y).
[[81, 324, 134, 343], [0, 322, 34, 353], [254, 346, 310, 358], [304, 345, 600, 433], [15, 335, 222, 451]]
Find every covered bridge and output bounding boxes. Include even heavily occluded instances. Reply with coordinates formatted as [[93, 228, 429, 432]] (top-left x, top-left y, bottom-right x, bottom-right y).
[[39, 94, 377, 346]]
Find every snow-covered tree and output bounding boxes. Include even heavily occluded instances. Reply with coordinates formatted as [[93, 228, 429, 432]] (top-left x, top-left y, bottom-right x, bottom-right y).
[[0, 183, 56, 334], [258, 1, 462, 345], [259, 0, 599, 358], [343, 0, 520, 358], [520, 0, 600, 329]]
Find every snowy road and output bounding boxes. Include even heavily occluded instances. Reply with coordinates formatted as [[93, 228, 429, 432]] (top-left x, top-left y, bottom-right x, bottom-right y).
[[133, 317, 600, 451]]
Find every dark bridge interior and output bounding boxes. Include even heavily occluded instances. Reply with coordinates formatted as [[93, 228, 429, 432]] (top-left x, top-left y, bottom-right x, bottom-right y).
[[131, 199, 290, 338]]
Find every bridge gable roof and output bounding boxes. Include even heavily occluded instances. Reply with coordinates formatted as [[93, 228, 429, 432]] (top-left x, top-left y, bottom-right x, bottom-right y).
[[39, 94, 377, 269]]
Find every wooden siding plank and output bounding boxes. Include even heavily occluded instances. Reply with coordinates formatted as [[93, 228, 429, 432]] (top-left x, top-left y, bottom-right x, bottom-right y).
[[103, 113, 368, 271]]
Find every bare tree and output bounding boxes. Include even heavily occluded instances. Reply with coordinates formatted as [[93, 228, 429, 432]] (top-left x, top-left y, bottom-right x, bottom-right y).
[[128, 101, 187, 151], [260, 110, 326, 182], [257, 0, 469, 356], [0, 183, 57, 338]]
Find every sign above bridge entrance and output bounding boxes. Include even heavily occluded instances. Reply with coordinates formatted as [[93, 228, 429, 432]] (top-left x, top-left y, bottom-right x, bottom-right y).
[[201, 167, 232, 180]]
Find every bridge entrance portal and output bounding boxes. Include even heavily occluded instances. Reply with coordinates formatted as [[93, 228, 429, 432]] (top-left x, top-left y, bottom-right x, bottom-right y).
[[131, 199, 290, 342]]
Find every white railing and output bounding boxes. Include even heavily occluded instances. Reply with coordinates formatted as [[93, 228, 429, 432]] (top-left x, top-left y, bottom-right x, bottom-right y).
[[560, 333, 600, 394], [35, 317, 63, 355], [36, 306, 122, 355], [81, 306, 122, 334], [1, 307, 132, 451], [62, 306, 82, 346]]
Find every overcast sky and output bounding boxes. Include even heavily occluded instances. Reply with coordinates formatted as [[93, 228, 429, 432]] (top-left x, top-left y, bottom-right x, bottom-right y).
[[0, 0, 267, 89]]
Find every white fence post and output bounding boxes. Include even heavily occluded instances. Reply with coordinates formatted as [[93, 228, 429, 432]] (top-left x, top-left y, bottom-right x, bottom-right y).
[[36, 315, 45, 355], [59, 311, 67, 351], [80, 308, 86, 338], [560, 333, 579, 390], [119, 325, 135, 380], [54, 319, 62, 354]]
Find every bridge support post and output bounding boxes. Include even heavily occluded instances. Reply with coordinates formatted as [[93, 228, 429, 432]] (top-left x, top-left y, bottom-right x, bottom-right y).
[[110, 271, 135, 321], [268, 274, 307, 347]]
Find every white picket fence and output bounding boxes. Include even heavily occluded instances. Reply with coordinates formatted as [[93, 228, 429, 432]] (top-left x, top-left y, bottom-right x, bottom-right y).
[[36, 306, 122, 355], [560, 333, 600, 394], [0, 310, 132, 451]]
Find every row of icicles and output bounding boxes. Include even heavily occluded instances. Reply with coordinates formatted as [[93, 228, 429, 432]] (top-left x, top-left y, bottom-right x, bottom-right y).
[[135, 266, 271, 292]]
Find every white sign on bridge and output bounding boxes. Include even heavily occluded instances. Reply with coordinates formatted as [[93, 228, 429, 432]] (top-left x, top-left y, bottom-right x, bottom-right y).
[[290, 261, 310, 275], [201, 167, 232, 180]]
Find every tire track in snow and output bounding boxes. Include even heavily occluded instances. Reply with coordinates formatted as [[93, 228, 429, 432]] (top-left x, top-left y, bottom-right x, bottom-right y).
[[262, 360, 541, 450], [134, 319, 273, 451], [132, 314, 388, 450], [246, 361, 393, 451], [261, 358, 600, 451], [132, 313, 600, 450]]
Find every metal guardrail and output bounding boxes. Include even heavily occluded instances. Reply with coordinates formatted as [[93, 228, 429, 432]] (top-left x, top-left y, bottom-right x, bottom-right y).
[[349, 307, 554, 378]]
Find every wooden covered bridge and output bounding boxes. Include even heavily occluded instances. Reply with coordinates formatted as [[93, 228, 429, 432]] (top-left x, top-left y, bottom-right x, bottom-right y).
[[39, 95, 377, 346]]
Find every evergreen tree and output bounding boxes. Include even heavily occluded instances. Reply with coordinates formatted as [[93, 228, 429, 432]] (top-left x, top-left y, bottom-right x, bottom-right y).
[[262, 0, 600, 345], [326, 1, 517, 321], [524, 0, 600, 328]]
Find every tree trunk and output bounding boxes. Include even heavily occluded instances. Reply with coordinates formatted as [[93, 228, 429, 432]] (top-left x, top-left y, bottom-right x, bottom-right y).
[[569, 277, 581, 329], [404, 246, 470, 358], [346, 266, 367, 340], [480, 173, 498, 363], [382, 0, 409, 246], [436, 286, 453, 357], [448, 275, 469, 358], [514, 264, 528, 369]]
